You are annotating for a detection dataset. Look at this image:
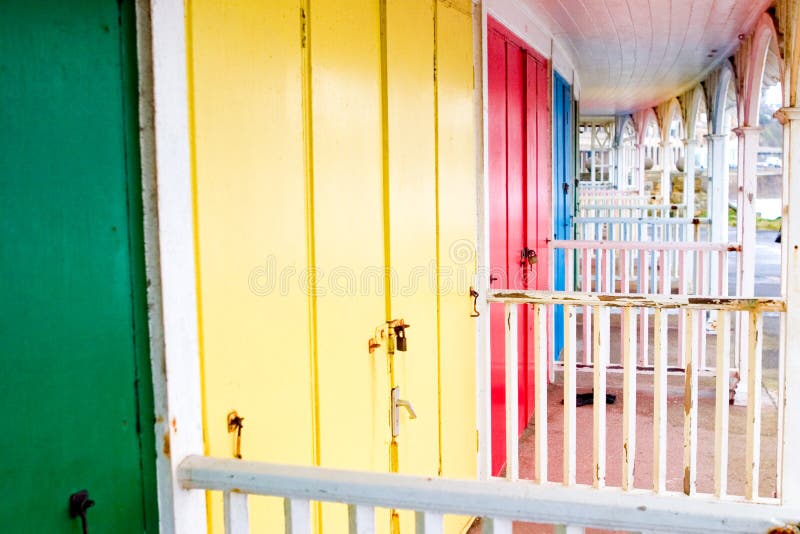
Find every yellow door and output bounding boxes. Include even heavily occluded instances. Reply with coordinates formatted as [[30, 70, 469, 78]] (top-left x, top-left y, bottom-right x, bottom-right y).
[[385, 2, 477, 533], [188, 1, 314, 532], [309, 1, 392, 531]]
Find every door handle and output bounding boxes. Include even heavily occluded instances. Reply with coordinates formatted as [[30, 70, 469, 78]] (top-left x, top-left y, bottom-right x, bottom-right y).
[[391, 386, 417, 438], [69, 490, 94, 534]]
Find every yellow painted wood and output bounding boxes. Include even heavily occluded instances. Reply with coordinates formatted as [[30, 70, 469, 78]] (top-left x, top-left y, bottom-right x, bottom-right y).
[[187, 1, 476, 532], [187, 1, 312, 532], [383, 2, 438, 531], [309, 1, 391, 532], [385, 0, 438, 475], [436, 3, 477, 532]]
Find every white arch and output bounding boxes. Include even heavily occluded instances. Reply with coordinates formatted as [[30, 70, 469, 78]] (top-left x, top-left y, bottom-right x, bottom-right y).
[[657, 97, 684, 145], [711, 61, 736, 134], [743, 13, 783, 126], [634, 107, 659, 145], [683, 85, 708, 140]]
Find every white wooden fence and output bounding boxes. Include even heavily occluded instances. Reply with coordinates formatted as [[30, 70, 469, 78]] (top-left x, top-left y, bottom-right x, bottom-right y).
[[549, 240, 737, 295], [573, 216, 710, 243], [577, 203, 687, 219], [177, 454, 800, 533], [485, 290, 785, 503], [549, 241, 741, 371]]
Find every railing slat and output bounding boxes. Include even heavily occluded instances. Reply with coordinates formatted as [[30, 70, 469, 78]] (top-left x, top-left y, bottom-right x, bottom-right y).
[[653, 308, 668, 493], [622, 306, 637, 491], [593, 305, 609, 488], [284, 498, 311, 534], [534, 303, 548, 483], [582, 249, 592, 365], [223, 491, 249, 534], [639, 250, 650, 367], [482, 517, 512, 534], [414, 511, 443, 534], [505, 303, 519, 481], [714, 310, 730, 498], [683, 309, 698, 496], [563, 304, 577, 486], [348, 504, 375, 534], [745, 311, 763, 501]]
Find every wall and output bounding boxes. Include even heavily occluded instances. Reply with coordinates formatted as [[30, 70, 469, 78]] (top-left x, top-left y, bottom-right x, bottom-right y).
[[186, 0, 476, 531]]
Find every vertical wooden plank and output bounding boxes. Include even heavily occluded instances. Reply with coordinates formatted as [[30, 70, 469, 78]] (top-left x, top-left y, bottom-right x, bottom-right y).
[[223, 492, 249, 534], [659, 249, 669, 295], [284, 498, 311, 534], [582, 250, 592, 365], [505, 303, 519, 481], [683, 310, 698, 496], [677, 249, 687, 369], [483, 518, 512, 534], [714, 310, 730, 498], [593, 305, 609, 488], [348, 504, 375, 534], [639, 248, 649, 367], [622, 306, 637, 491], [565, 248, 574, 292], [534, 304, 548, 483], [620, 248, 629, 293], [414, 511, 443, 534], [563, 304, 577, 486], [745, 311, 763, 500], [697, 250, 708, 370], [653, 307, 668, 493]]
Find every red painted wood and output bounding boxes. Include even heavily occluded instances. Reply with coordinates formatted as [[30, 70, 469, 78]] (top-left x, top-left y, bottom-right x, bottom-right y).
[[487, 26, 509, 476], [487, 17, 551, 475]]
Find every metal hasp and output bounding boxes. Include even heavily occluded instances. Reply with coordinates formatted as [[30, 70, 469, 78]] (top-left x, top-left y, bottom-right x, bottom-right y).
[[391, 386, 417, 438], [68, 490, 94, 534], [522, 247, 538, 267], [368, 319, 410, 354]]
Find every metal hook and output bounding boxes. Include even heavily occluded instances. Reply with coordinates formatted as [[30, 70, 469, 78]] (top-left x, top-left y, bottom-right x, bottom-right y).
[[470, 287, 480, 317]]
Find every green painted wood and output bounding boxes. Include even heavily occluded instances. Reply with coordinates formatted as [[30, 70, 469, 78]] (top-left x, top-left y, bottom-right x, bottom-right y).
[[0, 1, 158, 531]]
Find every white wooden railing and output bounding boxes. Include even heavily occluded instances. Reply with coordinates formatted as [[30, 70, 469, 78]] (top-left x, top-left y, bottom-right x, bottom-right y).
[[486, 290, 785, 503], [177, 454, 800, 533], [577, 203, 687, 219], [573, 216, 710, 246], [577, 189, 653, 205], [549, 241, 741, 371], [549, 240, 737, 295]]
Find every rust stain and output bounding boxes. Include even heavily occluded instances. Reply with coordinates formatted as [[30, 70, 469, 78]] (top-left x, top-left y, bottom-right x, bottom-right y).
[[163, 431, 171, 457], [171, 417, 178, 433], [155, 415, 164, 423], [683, 467, 691, 495], [684, 363, 693, 415]]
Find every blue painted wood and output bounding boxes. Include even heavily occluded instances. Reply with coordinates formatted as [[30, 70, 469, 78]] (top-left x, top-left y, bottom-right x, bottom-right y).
[[553, 72, 573, 360]]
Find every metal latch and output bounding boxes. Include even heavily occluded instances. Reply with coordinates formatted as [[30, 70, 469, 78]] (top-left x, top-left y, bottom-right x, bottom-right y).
[[391, 386, 417, 438], [368, 319, 410, 354]]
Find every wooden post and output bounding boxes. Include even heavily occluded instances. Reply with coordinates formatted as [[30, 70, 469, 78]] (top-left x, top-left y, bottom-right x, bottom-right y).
[[775, 107, 800, 506], [733, 126, 761, 406]]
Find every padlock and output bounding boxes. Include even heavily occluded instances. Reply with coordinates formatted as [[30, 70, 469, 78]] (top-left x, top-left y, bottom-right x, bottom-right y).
[[394, 326, 407, 352]]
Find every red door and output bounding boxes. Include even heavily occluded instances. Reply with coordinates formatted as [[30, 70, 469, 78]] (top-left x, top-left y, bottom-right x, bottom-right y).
[[487, 18, 551, 475]]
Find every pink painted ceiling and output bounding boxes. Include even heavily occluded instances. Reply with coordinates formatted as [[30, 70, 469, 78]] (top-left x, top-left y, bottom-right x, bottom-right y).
[[527, 0, 772, 114]]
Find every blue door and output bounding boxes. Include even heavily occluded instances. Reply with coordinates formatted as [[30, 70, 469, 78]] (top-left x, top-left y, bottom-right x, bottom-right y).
[[553, 72, 573, 359]]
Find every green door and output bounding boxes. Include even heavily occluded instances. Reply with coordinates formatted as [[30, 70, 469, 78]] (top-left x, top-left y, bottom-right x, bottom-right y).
[[0, 1, 157, 531]]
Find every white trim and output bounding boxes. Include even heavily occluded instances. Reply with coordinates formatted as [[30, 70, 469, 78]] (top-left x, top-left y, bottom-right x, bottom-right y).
[[484, 0, 581, 96], [141, 0, 208, 532], [474, 0, 493, 480], [178, 455, 800, 533]]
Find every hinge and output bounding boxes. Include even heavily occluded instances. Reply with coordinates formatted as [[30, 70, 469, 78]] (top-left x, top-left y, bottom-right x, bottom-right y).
[[300, 7, 308, 49]]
